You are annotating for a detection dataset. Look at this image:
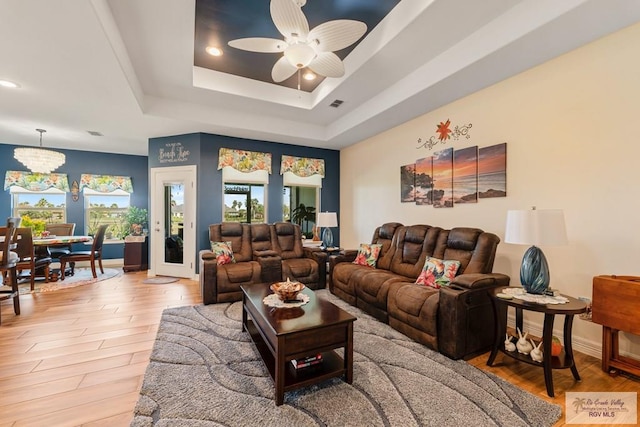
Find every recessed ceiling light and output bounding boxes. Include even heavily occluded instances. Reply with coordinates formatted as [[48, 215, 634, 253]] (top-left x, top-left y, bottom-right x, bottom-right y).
[[302, 71, 316, 81], [206, 46, 223, 57], [0, 80, 20, 88]]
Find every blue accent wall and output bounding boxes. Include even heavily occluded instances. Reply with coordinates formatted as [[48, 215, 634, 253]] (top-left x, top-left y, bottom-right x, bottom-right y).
[[149, 133, 340, 267], [0, 144, 148, 259], [0, 132, 339, 267]]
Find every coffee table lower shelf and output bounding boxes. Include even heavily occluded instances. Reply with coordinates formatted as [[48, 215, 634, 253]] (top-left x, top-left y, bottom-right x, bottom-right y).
[[244, 318, 348, 394]]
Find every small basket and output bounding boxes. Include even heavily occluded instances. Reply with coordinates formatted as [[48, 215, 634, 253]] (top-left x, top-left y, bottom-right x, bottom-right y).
[[270, 280, 305, 302]]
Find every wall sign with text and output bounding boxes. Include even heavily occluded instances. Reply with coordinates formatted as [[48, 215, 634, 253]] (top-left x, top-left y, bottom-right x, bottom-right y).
[[158, 142, 191, 164]]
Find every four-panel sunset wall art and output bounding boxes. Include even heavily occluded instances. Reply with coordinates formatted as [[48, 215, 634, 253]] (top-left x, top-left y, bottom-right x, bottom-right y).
[[401, 142, 507, 207]]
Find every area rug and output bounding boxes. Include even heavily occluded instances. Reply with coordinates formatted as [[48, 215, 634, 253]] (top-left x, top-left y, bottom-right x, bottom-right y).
[[142, 277, 180, 284], [131, 290, 562, 427], [11, 268, 120, 294]]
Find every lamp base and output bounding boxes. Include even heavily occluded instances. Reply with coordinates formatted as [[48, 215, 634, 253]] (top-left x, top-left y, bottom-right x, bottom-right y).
[[321, 228, 333, 248], [520, 245, 550, 294]]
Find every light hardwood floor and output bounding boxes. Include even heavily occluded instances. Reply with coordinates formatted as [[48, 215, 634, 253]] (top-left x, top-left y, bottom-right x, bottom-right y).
[[1, 272, 637, 426]]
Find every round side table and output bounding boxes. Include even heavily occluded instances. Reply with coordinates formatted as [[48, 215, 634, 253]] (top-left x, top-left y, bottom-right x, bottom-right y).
[[486, 286, 587, 397]]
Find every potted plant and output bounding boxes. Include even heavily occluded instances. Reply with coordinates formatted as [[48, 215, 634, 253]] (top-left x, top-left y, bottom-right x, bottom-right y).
[[123, 206, 148, 238], [291, 203, 316, 238], [19, 215, 46, 237]]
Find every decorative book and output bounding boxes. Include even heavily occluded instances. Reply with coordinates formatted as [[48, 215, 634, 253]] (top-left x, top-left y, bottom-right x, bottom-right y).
[[291, 353, 323, 369]]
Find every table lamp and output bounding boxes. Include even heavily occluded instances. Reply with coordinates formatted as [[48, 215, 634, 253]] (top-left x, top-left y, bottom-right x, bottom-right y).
[[316, 212, 338, 248], [504, 207, 568, 294]]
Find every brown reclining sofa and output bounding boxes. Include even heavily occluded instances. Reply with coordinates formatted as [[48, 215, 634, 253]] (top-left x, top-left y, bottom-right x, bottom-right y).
[[200, 222, 326, 304], [329, 223, 510, 360]]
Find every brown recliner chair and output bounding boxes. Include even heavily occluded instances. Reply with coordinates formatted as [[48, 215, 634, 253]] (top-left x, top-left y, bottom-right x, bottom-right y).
[[199, 222, 327, 304], [387, 227, 509, 359], [270, 222, 326, 290], [330, 222, 403, 306], [330, 223, 510, 360], [200, 223, 261, 304]]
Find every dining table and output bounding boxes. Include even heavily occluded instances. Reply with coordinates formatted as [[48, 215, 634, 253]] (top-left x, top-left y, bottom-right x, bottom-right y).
[[33, 235, 93, 281], [33, 235, 93, 247]]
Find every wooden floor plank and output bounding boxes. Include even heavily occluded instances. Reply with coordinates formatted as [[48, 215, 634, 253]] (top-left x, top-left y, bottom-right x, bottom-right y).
[[0, 354, 133, 394]]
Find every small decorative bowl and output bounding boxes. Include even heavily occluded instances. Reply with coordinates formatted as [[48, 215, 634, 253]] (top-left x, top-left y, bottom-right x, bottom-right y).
[[270, 279, 305, 302]]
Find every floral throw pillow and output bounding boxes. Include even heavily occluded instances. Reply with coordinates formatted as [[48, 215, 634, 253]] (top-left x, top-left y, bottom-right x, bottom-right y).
[[210, 241, 236, 265], [353, 243, 383, 268], [415, 256, 461, 289]]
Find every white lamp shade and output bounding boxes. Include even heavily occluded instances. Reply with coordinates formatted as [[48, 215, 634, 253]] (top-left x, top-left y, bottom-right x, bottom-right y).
[[505, 209, 568, 246], [316, 212, 338, 228]]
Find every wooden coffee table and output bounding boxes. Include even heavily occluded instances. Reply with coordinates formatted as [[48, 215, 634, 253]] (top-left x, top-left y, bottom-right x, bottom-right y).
[[241, 283, 356, 405]]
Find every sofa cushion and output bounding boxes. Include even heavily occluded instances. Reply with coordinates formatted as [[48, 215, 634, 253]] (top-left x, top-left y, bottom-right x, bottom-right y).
[[210, 241, 236, 265], [415, 256, 461, 289], [390, 284, 440, 330], [353, 243, 382, 268], [282, 258, 318, 285], [217, 262, 261, 293]]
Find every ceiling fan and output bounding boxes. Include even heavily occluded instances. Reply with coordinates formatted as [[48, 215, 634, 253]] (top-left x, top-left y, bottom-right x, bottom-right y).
[[228, 0, 367, 84]]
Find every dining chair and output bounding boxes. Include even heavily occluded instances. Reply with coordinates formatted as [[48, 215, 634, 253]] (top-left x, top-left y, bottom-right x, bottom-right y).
[[59, 224, 108, 280], [44, 223, 76, 260], [15, 227, 52, 291], [0, 217, 21, 325]]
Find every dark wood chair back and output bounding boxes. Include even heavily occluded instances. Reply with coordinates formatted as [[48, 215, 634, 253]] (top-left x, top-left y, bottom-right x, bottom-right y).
[[45, 223, 77, 259], [0, 217, 22, 324], [15, 227, 51, 290], [45, 223, 76, 236], [59, 224, 108, 280]]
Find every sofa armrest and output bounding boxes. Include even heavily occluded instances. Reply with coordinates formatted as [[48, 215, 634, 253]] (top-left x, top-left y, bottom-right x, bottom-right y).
[[450, 273, 511, 290], [253, 250, 278, 258], [437, 273, 510, 359], [256, 255, 282, 283], [330, 249, 357, 266], [304, 249, 328, 288], [201, 250, 218, 261], [199, 250, 219, 305]]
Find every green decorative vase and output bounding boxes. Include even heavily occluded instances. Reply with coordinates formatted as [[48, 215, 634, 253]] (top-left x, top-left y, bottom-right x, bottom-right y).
[[520, 245, 550, 294]]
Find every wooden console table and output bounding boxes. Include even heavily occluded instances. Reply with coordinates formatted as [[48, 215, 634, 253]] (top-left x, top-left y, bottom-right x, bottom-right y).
[[487, 287, 587, 397], [592, 275, 640, 377], [123, 236, 148, 272]]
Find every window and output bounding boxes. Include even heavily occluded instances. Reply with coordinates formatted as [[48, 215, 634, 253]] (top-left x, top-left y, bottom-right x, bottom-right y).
[[223, 183, 266, 223], [286, 186, 319, 237], [11, 187, 67, 227], [283, 187, 291, 221], [84, 189, 130, 239]]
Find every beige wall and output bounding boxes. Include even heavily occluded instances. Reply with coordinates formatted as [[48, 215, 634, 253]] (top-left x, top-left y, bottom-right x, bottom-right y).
[[340, 22, 640, 358]]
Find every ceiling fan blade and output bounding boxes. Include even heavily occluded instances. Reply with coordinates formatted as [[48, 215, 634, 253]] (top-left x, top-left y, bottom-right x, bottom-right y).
[[308, 52, 344, 78], [270, 0, 309, 40], [308, 20, 367, 52], [272, 56, 298, 82], [228, 37, 286, 53]]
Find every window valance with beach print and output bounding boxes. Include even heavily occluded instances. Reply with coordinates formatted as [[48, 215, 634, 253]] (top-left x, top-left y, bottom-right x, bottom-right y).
[[4, 170, 70, 192], [80, 174, 134, 193], [217, 148, 272, 174], [280, 156, 325, 178]]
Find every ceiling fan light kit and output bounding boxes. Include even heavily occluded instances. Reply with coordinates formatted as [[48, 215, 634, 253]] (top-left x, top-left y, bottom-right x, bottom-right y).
[[228, 0, 366, 83]]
